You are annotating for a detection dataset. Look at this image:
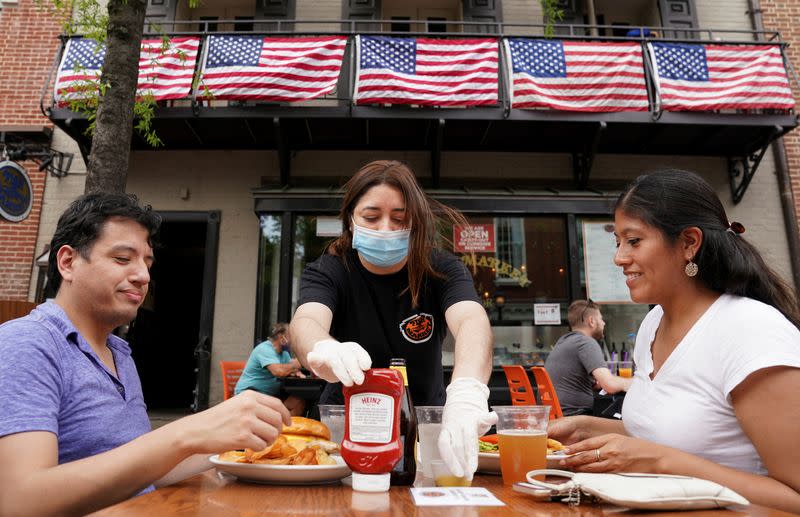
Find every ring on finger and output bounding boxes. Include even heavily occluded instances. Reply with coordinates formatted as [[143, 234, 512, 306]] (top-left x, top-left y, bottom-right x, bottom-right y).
[[595, 449, 602, 462]]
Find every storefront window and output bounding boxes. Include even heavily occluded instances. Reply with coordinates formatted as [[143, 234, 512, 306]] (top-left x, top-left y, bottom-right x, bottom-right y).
[[254, 210, 651, 367], [575, 216, 650, 360], [255, 215, 282, 343], [291, 215, 339, 314], [445, 216, 570, 366]]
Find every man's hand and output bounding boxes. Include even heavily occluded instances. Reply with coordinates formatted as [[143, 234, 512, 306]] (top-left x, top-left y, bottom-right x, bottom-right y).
[[171, 390, 292, 454], [438, 377, 497, 481], [305, 339, 372, 386]]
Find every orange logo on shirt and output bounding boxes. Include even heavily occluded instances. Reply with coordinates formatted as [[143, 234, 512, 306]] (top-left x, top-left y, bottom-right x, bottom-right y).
[[400, 313, 434, 343]]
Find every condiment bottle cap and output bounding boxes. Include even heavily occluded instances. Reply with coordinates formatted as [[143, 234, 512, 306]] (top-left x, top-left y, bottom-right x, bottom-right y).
[[351, 472, 391, 492]]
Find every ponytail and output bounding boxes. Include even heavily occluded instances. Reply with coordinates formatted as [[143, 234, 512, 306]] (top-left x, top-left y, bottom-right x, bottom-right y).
[[617, 169, 800, 330]]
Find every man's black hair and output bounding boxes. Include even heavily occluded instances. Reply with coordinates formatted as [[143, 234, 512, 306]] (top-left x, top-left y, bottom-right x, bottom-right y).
[[45, 192, 161, 298]]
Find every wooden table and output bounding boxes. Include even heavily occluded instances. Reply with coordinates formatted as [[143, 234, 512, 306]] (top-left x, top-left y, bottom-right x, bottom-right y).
[[91, 470, 793, 516]]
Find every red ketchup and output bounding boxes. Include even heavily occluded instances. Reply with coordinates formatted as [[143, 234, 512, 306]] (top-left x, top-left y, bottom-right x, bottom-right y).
[[341, 368, 404, 492]]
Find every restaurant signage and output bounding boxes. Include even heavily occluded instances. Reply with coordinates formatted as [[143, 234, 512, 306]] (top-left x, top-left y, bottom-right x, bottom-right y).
[[454, 224, 495, 252], [582, 221, 632, 303], [534, 303, 561, 325], [459, 255, 531, 287], [316, 216, 342, 237], [0, 160, 33, 222]]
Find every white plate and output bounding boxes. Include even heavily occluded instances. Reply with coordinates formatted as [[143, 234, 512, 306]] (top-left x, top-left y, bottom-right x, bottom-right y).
[[547, 451, 580, 469], [477, 451, 500, 474], [209, 454, 351, 485], [476, 451, 576, 472]]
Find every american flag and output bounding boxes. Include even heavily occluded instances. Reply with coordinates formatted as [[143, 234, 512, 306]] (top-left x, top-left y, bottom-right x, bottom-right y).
[[648, 43, 794, 111], [354, 36, 498, 106], [54, 37, 199, 102], [198, 35, 347, 101], [505, 39, 649, 112]]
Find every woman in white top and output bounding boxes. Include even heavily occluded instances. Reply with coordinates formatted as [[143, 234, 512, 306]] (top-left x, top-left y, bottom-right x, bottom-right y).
[[548, 169, 800, 513]]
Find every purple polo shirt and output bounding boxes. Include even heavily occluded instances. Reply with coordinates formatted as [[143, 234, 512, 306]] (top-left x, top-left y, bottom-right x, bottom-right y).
[[0, 301, 153, 494]]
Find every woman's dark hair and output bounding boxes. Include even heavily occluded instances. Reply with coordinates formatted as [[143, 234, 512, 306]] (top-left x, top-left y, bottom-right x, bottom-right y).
[[45, 192, 162, 298], [616, 169, 800, 329], [329, 160, 470, 308]]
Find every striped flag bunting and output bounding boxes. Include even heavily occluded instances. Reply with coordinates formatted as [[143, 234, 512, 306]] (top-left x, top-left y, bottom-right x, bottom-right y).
[[648, 42, 794, 111], [197, 35, 347, 101], [54, 37, 200, 103], [354, 35, 499, 106], [505, 39, 649, 112]]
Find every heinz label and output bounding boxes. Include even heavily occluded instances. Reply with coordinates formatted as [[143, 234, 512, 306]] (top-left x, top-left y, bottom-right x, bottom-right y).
[[348, 392, 395, 443]]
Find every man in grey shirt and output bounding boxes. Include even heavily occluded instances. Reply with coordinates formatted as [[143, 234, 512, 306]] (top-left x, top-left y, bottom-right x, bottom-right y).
[[545, 300, 631, 416]]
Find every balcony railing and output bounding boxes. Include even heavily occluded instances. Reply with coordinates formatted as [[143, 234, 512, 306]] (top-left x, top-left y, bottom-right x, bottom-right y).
[[45, 20, 798, 114], [44, 21, 800, 199]]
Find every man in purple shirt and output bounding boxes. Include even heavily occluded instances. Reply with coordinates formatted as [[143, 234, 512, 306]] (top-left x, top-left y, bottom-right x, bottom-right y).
[[0, 193, 290, 516]]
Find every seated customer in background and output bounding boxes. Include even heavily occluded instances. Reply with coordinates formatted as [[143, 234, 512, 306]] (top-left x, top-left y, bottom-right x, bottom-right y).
[[545, 300, 631, 415], [549, 170, 800, 513], [0, 193, 290, 516], [236, 323, 307, 416]]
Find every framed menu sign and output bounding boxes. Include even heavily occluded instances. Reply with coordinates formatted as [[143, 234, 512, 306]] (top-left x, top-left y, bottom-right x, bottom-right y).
[[582, 221, 632, 303]]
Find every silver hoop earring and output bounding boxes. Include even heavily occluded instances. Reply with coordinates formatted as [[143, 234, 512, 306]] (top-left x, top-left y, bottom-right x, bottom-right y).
[[685, 261, 698, 277]]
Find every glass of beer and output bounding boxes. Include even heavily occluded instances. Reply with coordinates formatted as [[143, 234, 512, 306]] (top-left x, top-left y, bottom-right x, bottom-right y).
[[493, 405, 550, 485], [617, 361, 633, 378]]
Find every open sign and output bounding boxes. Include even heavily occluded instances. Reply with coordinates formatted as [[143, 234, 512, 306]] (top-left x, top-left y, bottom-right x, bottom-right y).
[[453, 224, 495, 253]]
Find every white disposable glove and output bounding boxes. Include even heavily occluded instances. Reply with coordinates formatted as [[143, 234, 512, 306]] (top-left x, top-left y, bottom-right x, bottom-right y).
[[438, 377, 498, 480], [305, 339, 372, 386]]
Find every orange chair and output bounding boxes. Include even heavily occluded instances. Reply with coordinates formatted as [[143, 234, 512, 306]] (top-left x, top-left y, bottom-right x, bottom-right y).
[[530, 366, 563, 420], [501, 365, 537, 405], [220, 360, 246, 400]]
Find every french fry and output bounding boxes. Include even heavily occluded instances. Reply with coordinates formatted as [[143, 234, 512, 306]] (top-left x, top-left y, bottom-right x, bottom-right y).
[[315, 447, 336, 465], [252, 456, 293, 465], [218, 450, 248, 463], [290, 447, 318, 465], [547, 438, 565, 452], [218, 418, 339, 467]]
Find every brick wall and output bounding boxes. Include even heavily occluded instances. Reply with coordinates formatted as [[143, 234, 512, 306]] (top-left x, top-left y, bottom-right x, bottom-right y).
[[0, 162, 46, 300], [0, 0, 63, 125], [760, 0, 800, 238], [0, 0, 64, 300]]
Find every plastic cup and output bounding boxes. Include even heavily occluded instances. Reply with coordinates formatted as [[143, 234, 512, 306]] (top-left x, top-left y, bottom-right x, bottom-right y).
[[617, 361, 633, 378], [430, 459, 471, 487], [415, 406, 444, 479], [493, 405, 550, 485], [318, 404, 345, 444], [607, 361, 618, 375]]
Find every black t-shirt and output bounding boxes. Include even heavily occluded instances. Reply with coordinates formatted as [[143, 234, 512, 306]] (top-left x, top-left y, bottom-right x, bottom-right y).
[[297, 248, 480, 406]]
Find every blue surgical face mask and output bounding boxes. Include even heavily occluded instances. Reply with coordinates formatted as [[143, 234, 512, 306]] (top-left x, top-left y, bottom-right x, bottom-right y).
[[352, 221, 411, 268]]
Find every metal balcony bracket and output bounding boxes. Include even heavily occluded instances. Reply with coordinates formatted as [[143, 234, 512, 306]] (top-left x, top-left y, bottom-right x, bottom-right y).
[[273, 117, 290, 186], [572, 121, 606, 189], [184, 119, 204, 146], [431, 118, 444, 189], [728, 125, 782, 204]]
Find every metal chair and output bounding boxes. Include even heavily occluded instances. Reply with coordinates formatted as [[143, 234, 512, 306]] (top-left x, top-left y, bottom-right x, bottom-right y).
[[220, 360, 246, 400], [530, 366, 563, 420], [501, 365, 537, 405]]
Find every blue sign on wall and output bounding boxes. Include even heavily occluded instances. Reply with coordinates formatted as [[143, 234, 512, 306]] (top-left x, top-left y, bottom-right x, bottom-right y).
[[0, 160, 33, 222]]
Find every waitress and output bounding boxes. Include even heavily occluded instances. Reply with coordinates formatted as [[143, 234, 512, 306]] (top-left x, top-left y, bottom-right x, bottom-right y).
[[290, 160, 496, 481]]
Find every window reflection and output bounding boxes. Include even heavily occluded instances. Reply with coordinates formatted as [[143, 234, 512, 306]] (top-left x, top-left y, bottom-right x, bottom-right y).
[[292, 215, 337, 315], [444, 216, 570, 367], [255, 215, 282, 343]]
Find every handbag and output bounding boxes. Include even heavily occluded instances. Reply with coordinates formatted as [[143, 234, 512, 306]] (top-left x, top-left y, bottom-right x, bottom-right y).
[[517, 470, 749, 510]]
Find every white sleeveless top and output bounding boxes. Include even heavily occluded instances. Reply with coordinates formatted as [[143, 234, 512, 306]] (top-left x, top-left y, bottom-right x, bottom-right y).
[[622, 294, 800, 474]]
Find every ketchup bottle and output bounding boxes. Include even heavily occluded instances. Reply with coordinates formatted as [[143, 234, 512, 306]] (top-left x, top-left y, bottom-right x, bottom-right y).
[[388, 358, 417, 486], [342, 368, 404, 492]]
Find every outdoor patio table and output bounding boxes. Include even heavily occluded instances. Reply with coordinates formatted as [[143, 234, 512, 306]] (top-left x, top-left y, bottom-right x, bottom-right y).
[[88, 469, 793, 516]]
